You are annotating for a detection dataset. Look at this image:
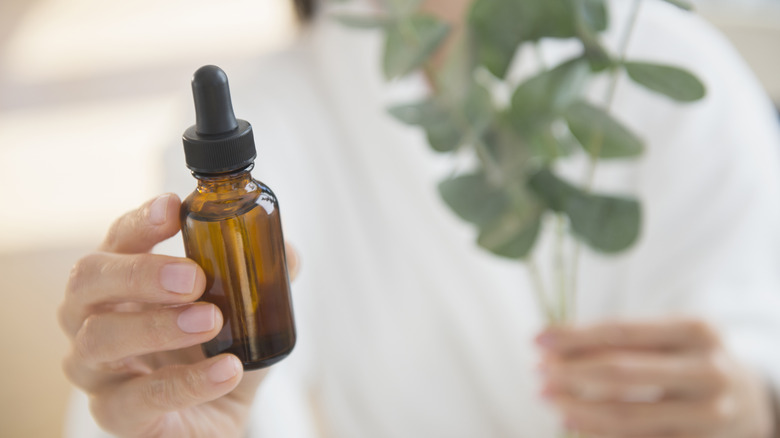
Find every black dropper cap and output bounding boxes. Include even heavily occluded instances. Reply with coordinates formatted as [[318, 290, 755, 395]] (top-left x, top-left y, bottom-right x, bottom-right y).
[[182, 65, 256, 174]]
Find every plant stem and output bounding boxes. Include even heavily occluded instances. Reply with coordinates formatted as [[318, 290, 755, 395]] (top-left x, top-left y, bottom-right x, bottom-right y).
[[585, 0, 643, 185], [473, 137, 504, 185], [569, 0, 644, 307], [527, 257, 556, 323], [554, 213, 568, 322], [531, 43, 573, 326]]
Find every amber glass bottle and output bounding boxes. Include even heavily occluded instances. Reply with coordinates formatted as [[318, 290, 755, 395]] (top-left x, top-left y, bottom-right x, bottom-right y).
[[180, 65, 295, 370]]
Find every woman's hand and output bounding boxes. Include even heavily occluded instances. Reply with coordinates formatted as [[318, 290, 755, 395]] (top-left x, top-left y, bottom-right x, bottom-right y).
[[58, 194, 299, 438], [537, 319, 775, 437]]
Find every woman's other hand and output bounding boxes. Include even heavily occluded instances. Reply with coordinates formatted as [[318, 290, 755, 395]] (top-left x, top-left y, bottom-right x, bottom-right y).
[[58, 194, 300, 438], [537, 319, 774, 437]]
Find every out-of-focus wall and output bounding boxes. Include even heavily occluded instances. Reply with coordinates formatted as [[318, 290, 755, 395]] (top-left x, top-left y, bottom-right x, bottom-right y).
[[699, 0, 780, 103], [0, 0, 297, 253], [0, 1, 296, 437]]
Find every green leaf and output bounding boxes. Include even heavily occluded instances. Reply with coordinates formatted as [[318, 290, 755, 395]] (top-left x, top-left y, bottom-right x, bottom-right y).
[[572, 0, 610, 60], [331, 13, 395, 29], [468, 0, 525, 78], [387, 84, 493, 153], [426, 121, 463, 152], [528, 169, 641, 253], [438, 173, 542, 259], [526, 129, 576, 162], [527, 168, 575, 212], [477, 212, 542, 259], [383, 15, 450, 80], [482, 115, 532, 173], [579, 34, 612, 72], [571, 0, 611, 72], [388, 99, 461, 152], [438, 173, 509, 226], [468, 0, 607, 78], [509, 58, 590, 132], [386, 0, 424, 15], [477, 182, 543, 259], [565, 101, 644, 159], [459, 82, 494, 137], [659, 0, 694, 11], [567, 191, 641, 253], [578, 0, 608, 31], [507, 60, 596, 162], [432, 34, 477, 103], [624, 62, 706, 102], [387, 99, 436, 125]]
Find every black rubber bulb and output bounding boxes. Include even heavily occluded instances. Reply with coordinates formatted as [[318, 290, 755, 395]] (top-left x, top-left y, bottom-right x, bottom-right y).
[[192, 65, 239, 136], [182, 65, 256, 174]]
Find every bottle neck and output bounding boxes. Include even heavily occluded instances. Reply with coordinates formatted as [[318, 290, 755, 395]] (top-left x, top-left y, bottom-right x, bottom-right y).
[[193, 164, 254, 193]]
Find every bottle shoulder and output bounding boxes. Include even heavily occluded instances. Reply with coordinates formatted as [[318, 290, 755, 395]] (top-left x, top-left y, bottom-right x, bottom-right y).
[[181, 178, 278, 222]]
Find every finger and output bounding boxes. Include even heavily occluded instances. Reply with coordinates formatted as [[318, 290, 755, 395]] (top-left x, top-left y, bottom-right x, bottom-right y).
[[72, 303, 222, 369], [285, 241, 300, 282], [229, 366, 270, 405], [554, 394, 724, 436], [537, 319, 720, 354], [60, 252, 206, 336], [100, 193, 181, 254], [90, 354, 244, 435], [63, 353, 152, 395], [542, 351, 726, 400]]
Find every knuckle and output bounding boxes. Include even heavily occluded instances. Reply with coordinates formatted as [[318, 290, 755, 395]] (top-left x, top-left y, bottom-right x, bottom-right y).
[[62, 353, 80, 386], [88, 392, 118, 432], [180, 367, 206, 400], [103, 217, 123, 251], [124, 255, 145, 292], [142, 376, 177, 410], [66, 255, 96, 297], [74, 315, 101, 364], [87, 394, 107, 423], [56, 303, 71, 333], [141, 311, 173, 349], [143, 367, 204, 410]]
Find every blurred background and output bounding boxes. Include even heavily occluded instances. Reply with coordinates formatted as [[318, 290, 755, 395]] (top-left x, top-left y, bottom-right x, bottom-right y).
[[0, 0, 777, 436]]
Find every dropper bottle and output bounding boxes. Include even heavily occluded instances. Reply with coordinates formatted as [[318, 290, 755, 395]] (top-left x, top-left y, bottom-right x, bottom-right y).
[[180, 65, 296, 370]]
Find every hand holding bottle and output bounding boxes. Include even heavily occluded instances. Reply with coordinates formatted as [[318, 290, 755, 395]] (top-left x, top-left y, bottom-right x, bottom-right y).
[[58, 194, 300, 437]]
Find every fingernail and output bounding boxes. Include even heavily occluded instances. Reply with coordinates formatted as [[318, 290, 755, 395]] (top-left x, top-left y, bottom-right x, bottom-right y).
[[148, 194, 170, 225], [177, 305, 216, 333], [208, 356, 240, 383], [160, 263, 197, 294]]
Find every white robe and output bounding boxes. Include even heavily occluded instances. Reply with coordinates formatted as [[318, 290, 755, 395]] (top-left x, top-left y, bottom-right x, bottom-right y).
[[66, 1, 780, 437]]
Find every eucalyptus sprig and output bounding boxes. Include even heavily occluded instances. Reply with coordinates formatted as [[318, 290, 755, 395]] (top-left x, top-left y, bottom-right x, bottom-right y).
[[333, 0, 706, 324]]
